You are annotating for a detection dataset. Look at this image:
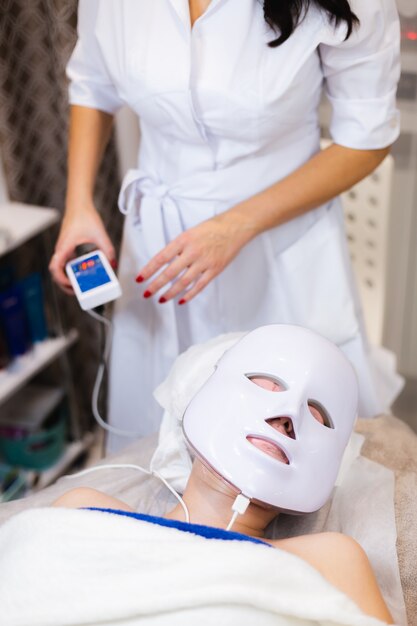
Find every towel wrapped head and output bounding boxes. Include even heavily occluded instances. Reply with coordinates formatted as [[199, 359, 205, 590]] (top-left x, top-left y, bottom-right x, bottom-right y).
[[152, 324, 358, 513]]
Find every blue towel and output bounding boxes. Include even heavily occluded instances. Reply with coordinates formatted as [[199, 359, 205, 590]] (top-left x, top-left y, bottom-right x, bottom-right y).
[[85, 507, 270, 547]]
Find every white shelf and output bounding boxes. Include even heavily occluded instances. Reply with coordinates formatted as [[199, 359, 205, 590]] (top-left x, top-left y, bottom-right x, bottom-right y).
[[0, 202, 60, 257], [27, 432, 95, 492], [0, 330, 78, 405], [0, 384, 65, 430]]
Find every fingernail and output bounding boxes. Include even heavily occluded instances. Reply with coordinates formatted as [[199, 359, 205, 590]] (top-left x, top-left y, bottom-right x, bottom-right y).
[[143, 290, 152, 299], [158, 296, 167, 304], [135, 275, 144, 283], [178, 299, 186, 305], [110, 259, 118, 270]]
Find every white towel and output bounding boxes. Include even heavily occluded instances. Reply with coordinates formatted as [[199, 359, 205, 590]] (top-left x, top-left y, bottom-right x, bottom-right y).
[[0, 507, 386, 626]]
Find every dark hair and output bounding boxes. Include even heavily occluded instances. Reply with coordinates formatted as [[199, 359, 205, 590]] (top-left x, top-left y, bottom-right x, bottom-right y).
[[263, 0, 359, 47]]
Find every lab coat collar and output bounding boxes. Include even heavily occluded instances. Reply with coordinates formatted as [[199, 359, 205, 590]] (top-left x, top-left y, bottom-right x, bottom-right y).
[[169, 0, 227, 30], [169, 0, 189, 28]]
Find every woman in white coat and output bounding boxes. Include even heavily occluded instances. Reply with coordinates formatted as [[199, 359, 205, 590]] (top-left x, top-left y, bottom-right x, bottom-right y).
[[50, 0, 401, 450]]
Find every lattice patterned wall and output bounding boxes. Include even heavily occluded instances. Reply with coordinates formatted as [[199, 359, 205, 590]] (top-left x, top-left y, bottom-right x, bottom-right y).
[[320, 139, 393, 347], [342, 158, 394, 347]]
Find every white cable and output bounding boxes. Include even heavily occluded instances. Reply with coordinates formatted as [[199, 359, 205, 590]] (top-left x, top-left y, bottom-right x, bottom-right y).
[[151, 469, 190, 523], [226, 494, 250, 531], [66, 462, 151, 480], [83, 309, 245, 532], [64, 463, 190, 523], [226, 510, 240, 531], [82, 311, 190, 522], [86, 309, 144, 438], [86, 308, 112, 328]]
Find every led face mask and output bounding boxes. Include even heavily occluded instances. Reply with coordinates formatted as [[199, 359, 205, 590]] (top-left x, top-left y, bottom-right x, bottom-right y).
[[182, 325, 358, 514]]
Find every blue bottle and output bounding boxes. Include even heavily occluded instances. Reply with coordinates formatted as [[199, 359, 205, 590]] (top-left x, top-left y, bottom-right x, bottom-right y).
[[0, 265, 14, 292], [0, 286, 31, 357], [19, 273, 48, 343], [0, 324, 9, 369]]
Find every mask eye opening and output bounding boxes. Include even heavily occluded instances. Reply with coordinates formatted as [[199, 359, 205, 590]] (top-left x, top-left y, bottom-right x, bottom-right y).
[[245, 373, 287, 392], [308, 400, 334, 429]]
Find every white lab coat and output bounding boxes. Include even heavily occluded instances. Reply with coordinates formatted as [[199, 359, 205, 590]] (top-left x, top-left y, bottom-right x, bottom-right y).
[[67, 0, 401, 450]]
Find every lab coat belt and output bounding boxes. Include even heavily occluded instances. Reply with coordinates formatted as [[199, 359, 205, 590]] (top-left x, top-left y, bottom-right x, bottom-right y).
[[118, 165, 333, 265], [118, 168, 184, 260], [118, 168, 181, 363]]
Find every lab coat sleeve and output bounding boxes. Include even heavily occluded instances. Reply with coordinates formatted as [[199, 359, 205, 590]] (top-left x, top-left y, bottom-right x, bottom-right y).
[[66, 0, 123, 115], [319, 0, 401, 150]]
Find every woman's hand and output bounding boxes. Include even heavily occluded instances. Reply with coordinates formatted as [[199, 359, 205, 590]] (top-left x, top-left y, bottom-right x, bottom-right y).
[[136, 212, 256, 304], [49, 205, 116, 295]]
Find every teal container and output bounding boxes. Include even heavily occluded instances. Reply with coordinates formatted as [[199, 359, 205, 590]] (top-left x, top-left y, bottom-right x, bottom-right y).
[[0, 464, 27, 502], [0, 413, 66, 470]]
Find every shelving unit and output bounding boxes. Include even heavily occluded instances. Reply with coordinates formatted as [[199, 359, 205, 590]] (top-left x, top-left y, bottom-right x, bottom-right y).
[[0, 331, 78, 404], [26, 432, 95, 493], [0, 203, 60, 255], [0, 201, 92, 497]]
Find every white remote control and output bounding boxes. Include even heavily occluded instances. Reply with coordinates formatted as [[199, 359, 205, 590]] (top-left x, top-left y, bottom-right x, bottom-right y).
[[66, 249, 122, 311]]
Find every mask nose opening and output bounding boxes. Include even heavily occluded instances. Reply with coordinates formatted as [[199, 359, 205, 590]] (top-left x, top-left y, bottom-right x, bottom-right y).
[[246, 435, 290, 464], [265, 416, 296, 440]]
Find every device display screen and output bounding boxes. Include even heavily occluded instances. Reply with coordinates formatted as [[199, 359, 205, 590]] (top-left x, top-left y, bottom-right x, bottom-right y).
[[70, 254, 111, 293]]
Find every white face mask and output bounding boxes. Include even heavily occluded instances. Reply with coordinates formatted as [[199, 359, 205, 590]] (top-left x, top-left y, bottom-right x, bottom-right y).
[[182, 325, 358, 514]]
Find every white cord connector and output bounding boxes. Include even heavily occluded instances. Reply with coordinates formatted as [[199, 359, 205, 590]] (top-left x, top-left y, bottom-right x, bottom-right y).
[[226, 494, 251, 531]]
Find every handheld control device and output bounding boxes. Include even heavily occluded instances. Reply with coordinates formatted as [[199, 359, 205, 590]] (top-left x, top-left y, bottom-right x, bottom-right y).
[[65, 250, 122, 311]]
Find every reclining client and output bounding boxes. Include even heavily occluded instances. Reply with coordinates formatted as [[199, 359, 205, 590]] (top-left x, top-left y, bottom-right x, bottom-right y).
[[54, 325, 393, 624]]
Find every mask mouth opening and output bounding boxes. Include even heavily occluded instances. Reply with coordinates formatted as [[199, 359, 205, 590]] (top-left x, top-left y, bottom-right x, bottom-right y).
[[246, 435, 290, 464]]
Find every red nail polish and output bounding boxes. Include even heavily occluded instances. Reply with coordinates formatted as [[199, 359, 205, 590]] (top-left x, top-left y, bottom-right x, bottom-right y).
[[136, 275, 144, 283], [143, 290, 152, 298], [110, 259, 118, 270], [159, 296, 166, 304], [178, 299, 186, 305]]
